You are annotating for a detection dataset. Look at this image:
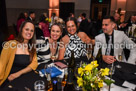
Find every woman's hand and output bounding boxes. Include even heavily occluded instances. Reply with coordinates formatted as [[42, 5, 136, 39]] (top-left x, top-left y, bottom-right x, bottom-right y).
[[8, 72, 21, 81], [102, 55, 116, 64]]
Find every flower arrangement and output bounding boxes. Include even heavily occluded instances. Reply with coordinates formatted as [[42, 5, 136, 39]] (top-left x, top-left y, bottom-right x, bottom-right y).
[[45, 18, 51, 23], [77, 61, 114, 91]]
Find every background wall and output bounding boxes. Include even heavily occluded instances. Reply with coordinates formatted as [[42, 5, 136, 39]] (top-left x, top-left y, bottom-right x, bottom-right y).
[[60, 0, 90, 18], [125, 0, 136, 20], [6, 0, 49, 26], [110, 0, 136, 22], [5, 0, 136, 26], [6, 0, 90, 26]]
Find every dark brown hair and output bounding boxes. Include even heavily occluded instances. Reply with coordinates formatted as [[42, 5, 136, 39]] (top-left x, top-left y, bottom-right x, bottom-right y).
[[66, 17, 79, 33], [16, 21, 36, 62], [50, 23, 63, 41], [103, 16, 115, 23]]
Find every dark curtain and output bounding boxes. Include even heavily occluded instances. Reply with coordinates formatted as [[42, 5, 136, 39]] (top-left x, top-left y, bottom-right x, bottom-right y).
[[0, 0, 8, 30], [0, 0, 7, 53]]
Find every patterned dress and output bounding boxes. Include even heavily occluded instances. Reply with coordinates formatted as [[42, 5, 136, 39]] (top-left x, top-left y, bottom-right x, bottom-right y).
[[36, 36, 59, 65], [36, 36, 50, 64], [64, 33, 87, 59]]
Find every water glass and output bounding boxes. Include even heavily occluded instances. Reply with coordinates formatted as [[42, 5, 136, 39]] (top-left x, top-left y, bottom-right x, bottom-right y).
[[74, 64, 82, 90], [107, 63, 115, 75], [34, 80, 45, 91]]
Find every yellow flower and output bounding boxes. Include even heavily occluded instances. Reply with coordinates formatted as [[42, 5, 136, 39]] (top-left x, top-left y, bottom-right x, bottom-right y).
[[77, 77, 83, 87], [91, 83, 95, 88], [85, 64, 93, 71], [98, 80, 103, 88], [101, 68, 109, 76], [91, 60, 99, 68], [78, 67, 84, 76], [45, 18, 49, 21], [48, 18, 51, 23], [45, 18, 51, 23], [76, 60, 113, 90]]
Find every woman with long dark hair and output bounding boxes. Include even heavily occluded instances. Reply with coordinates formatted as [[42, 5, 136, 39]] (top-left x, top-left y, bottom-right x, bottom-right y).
[[0, 21, 38, 89], [58, 17, 95, 60]]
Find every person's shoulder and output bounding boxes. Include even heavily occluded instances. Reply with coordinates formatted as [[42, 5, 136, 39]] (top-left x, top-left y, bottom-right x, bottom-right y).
[[3, 40, 17, 48], [6, 40, 17, 44], [62, 35, 69, 40], [61, 35, 69, 44], [114, 30, 125, 35], [78, 32, 86, 36], [45, 37, 49, 40], [95, 33, 104, 39]]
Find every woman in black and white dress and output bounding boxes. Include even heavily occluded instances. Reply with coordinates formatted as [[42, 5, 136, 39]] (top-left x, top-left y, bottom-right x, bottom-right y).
[[58, 17, 95, 60], [36, 23, 63, 70]]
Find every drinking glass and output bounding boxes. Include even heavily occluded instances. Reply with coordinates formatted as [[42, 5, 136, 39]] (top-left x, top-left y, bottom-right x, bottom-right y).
[[51, 54, 56, 63], [107, 63, 115, 75], [34, 80, 45, 91], [74, 64, 82, 90], [115, 51, 123, 68], [86, 48, 92, 61]]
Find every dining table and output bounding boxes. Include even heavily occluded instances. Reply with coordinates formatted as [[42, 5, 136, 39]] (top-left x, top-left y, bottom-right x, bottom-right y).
[[1, 56, 136, 91]]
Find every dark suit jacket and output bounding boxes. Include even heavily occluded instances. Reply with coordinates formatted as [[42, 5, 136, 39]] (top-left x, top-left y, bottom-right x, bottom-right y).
[[26, 17, 32, 21], [79, 18, 89, 34]]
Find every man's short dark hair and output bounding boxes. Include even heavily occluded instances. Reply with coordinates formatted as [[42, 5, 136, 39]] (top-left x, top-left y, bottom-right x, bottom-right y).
[[29, 11, 35, 15], [103, 16, 115, 23], [81, 13, 86, 18], [69, 13, 74, 17]]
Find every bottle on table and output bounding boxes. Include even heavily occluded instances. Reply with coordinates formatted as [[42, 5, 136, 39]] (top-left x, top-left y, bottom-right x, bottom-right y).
[[95, 48, 102, 68], [63, 68, 75, 91], [133, 28, 136, 38], [68, 51, 75, 68], [129, 27, 133, 38], [61, 69, 68, 87], [53, 80, 58, 91], [64, 51, 75, 91], [45, 73, 53, 91]]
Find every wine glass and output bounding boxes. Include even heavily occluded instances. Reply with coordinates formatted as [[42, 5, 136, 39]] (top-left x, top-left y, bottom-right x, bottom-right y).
[[86, 48, 92, 61], [115, 51, 123, 68], [34, 80, 45, 91], [74, 64, 82, 90], [51, 54, 56, 63], [107, 63, 115, 75]]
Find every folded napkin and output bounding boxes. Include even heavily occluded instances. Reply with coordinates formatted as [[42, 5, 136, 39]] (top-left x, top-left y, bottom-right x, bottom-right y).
[[40, 66, 62, 78]]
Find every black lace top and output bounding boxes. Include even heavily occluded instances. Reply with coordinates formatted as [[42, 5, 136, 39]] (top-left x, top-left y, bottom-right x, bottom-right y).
[[64, 33, 87, 59]]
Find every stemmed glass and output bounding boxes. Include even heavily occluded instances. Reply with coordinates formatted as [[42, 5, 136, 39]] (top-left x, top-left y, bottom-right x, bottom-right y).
[[34, 80, 45, 91], [86, 48, 92, 61], [74, 63, 82, 90], [51, 54, 56, 63], [115, 50, 123, 68]]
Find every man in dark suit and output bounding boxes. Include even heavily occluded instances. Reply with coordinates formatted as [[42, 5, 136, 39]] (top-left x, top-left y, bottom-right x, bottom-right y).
[[27, 11, 36, 22], [79, 13, 89, 34]]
